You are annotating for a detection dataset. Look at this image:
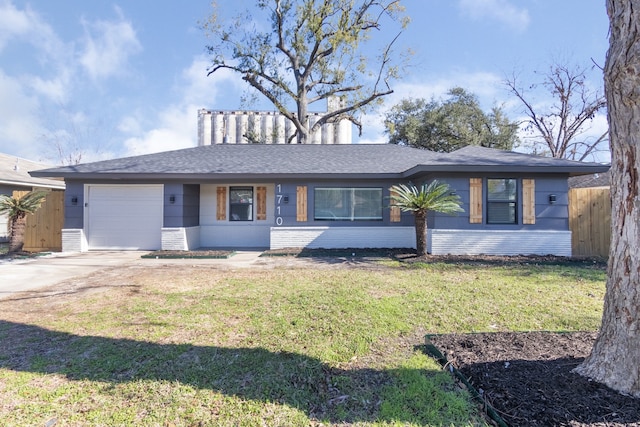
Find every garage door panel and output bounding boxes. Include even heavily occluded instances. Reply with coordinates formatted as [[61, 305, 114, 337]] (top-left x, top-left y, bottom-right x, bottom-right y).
[[87, 185, 163, 250]]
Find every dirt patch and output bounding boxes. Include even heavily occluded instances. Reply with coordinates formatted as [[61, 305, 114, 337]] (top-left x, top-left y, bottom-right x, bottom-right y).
[[428, 332, 639, 426]]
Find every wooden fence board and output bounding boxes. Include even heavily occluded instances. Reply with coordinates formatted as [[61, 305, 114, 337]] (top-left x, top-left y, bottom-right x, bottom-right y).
[[569, 187, 610, 257], [12, 189, 64, 252]]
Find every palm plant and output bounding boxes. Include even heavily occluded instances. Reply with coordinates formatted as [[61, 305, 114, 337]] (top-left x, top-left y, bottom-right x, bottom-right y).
[[0, 190, 47, 253], [390, 181, 463, 256]]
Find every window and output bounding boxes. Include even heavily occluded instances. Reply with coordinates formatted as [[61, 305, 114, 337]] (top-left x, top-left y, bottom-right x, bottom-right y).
[[314, 188, 382, 221], [487, 179, 517, 224], [229, 187, 253, 221]]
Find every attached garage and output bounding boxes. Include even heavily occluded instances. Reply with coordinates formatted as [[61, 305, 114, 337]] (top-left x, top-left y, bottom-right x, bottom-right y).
[[85, 184, 163, 250]]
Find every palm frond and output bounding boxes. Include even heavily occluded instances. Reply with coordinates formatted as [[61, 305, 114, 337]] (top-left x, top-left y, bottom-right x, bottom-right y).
[[0, 191, 48, 220], [389, 181, 463, 214]]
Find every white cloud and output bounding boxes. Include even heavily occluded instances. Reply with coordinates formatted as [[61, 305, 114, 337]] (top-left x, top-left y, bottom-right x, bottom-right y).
[[79, 6, 142, 81], [123, 105, 197, 156], [0, 0, 36, 50], [458, 0, 530, 32], [0, 70, 45, 159], [29, 72, 72, 104], [122, 56, 244, 156]]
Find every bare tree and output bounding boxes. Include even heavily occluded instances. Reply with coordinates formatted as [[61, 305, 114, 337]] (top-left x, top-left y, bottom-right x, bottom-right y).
[[204, 0, 409, 144], [505, 63, 608, 161], [572, 0, 640, 398], [40, 107, 113, 165]]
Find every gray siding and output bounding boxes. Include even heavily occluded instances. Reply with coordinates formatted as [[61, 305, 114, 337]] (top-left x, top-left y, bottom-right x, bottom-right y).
[[431, 175, 570, 231], [164, 184, 200, 228], [64, 181, 84, 228], [273, 181, 414, 228]]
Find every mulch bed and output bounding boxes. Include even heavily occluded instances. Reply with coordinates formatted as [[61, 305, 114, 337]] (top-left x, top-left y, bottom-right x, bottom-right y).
[[141, 249, 235, 259], [428, 332, 639, 427]]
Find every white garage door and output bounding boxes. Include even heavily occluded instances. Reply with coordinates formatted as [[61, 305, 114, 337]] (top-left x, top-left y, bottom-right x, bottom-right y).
[[87, 185, 163, 250]]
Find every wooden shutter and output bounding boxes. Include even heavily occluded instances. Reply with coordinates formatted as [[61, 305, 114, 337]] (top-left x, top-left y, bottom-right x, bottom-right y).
[[296, 186, 307, 222], [389, 188, 401, 222], [216, 187, 227, 220], [469, 178, 483, 224], [522, 179, 536, 225], [256, 186, 267, 220]]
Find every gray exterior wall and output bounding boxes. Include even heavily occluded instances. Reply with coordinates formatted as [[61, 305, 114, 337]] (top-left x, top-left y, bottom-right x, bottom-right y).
[[427, 175, 569, 231], [272, 180, 415, 228], [63, 181, 85, 229], [164, 184, 200, 227]]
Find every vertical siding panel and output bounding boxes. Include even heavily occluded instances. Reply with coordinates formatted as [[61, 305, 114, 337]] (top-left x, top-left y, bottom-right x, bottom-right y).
[[296, 186, 307, 222], [216, 187, 227, 220], [256, 186, 267, 220], [389, 188, 401, 222], [469, 178, 483, 224], [522, 179, 536, 224]]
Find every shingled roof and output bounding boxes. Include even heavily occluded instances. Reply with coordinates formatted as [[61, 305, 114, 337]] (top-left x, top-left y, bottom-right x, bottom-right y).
[[0, 153, 65, 189], [30, 144, 609, 181]]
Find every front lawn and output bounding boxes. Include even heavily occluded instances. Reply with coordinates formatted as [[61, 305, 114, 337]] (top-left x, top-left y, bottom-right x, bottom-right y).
[[0, 260, 606, 426]]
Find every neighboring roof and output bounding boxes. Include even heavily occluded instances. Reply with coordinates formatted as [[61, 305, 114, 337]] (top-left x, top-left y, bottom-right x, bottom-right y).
[[0, 153, 65, 189], [568, 171, 611, 188], [30, 144, 610, 181]]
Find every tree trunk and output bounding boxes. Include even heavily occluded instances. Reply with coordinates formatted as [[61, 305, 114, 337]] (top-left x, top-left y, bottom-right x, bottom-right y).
[[414, 210, 427, 256], [8, 214, 27, 253], [573, 0, 640, 398]]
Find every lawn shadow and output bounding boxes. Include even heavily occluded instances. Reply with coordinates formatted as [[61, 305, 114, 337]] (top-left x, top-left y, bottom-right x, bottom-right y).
[[0, 320, 452, 425]]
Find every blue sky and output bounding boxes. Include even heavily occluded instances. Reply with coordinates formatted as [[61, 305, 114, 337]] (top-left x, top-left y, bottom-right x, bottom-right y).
[[0, 0, 610, 164]]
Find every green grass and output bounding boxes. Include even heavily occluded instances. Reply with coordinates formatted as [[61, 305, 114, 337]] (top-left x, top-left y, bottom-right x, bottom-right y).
[[0, 261, 606, 426]]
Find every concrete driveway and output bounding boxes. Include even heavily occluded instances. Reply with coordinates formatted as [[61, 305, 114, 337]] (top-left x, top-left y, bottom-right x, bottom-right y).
[[0, 251, 145, 300]]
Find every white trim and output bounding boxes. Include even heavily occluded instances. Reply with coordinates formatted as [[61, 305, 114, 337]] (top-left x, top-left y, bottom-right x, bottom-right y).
[[428, 229, 572, 256], [270, 226, 415, 249]]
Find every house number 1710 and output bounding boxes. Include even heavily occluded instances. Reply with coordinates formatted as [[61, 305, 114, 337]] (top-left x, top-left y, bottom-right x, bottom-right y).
[[275, 184, 284, 226]]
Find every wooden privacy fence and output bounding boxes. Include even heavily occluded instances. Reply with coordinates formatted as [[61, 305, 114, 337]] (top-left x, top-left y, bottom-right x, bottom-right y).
[[12, 189, 64, 252], [568, 187, 611, 258]]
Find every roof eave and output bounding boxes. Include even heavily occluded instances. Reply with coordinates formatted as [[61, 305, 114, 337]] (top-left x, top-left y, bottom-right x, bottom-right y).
[[402, 164, 611, 178], [0, 178, 66, 189], [34, 172, 404, 182]]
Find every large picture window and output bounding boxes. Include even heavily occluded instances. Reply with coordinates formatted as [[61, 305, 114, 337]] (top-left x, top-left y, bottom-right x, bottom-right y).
[[487, 179, 517, 224], [229, 186, 253, 221], [314, 188, 382, 221]]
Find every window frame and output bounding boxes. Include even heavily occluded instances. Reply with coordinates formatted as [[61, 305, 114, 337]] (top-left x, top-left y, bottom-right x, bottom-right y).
[[313, 187, 383, 221], [229, 186, 254, 222], [486, 178, 518, 224]]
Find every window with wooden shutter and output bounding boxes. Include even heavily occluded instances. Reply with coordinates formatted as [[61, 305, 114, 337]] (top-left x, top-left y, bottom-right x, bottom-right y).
[[389, 188, 401, 222], [256, 186, 267, 220], [469, 178, 483, 224], [216, 187, 227, 220], [522, 179, 536, 224], [296, 186, 307, 222]]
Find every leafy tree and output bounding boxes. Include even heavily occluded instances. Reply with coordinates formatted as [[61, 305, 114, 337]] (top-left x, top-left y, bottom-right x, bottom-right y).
[[0, 191, 47, 253], [204, 0, 409, 144], [385, 88, 519, 152], [389, 181, 463, 256], [573, 0, 639, 398], [505, 63, 608, 161]]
